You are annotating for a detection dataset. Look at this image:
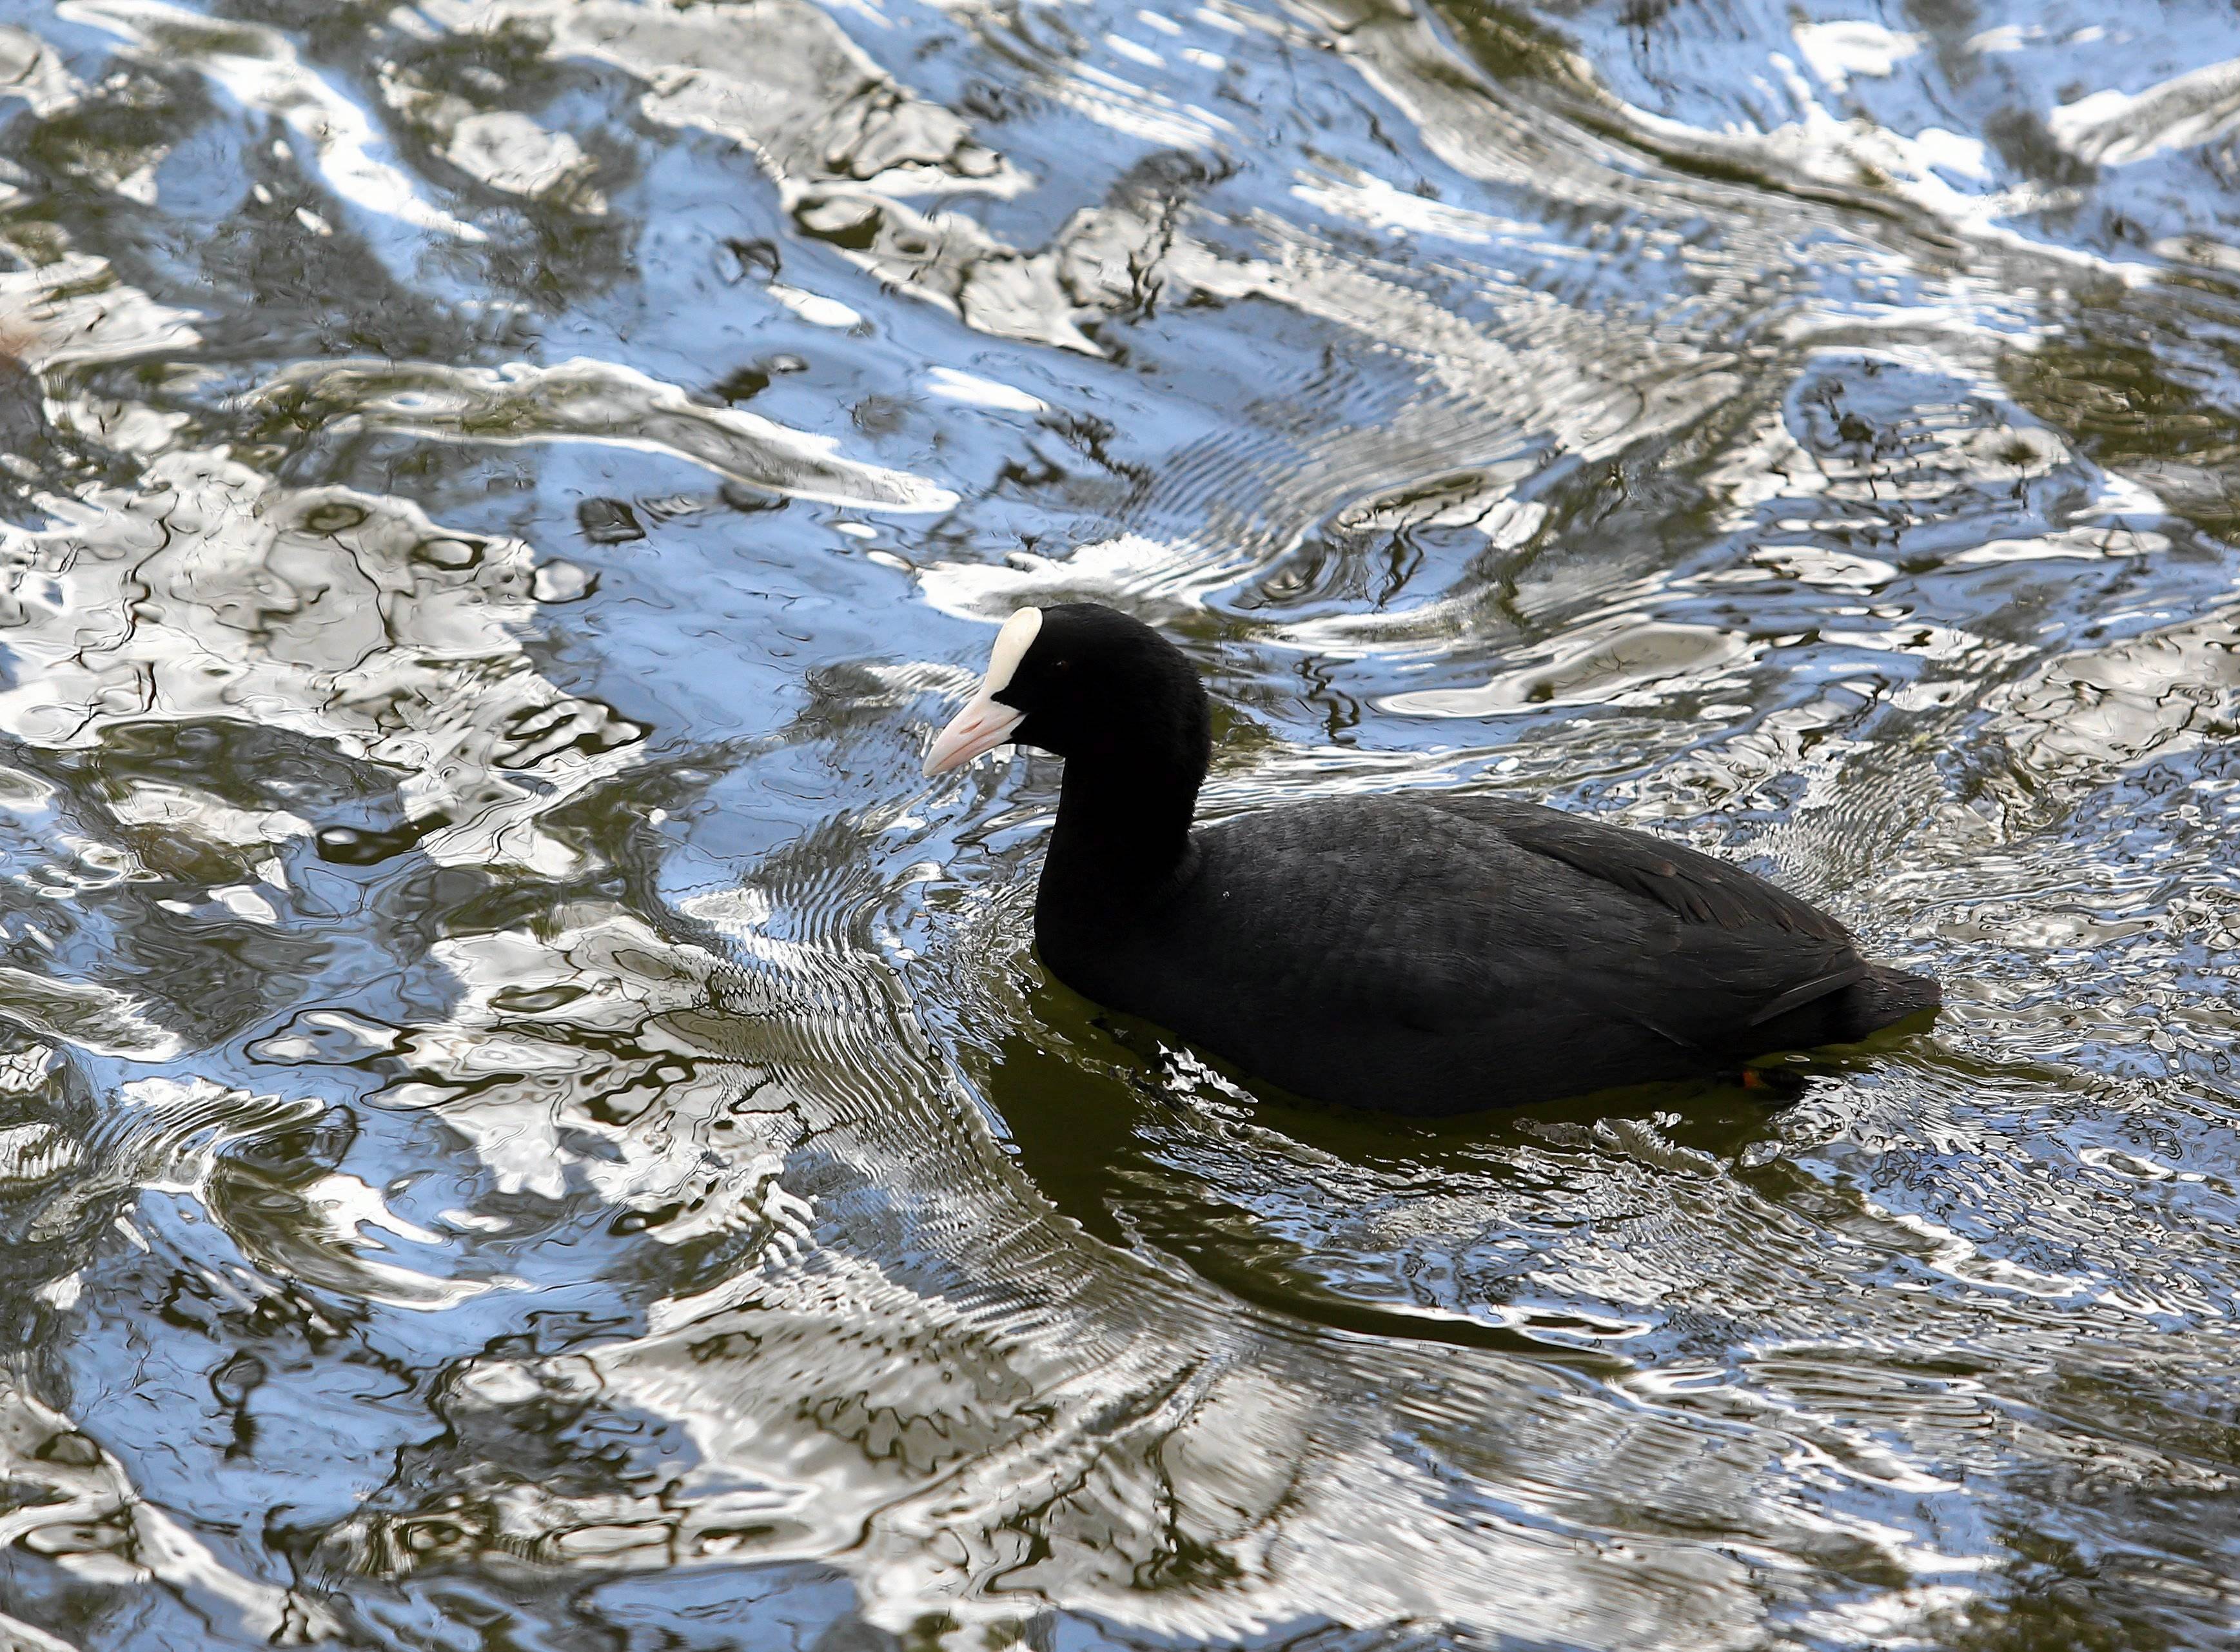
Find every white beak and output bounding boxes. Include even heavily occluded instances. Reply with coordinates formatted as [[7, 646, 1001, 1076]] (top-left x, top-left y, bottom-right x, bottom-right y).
[[923, 693, 1025, 776], [923, 607, 1043, 778]]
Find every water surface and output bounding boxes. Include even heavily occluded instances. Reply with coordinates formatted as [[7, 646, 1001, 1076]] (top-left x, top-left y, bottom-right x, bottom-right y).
[[0, 0, 2237, 1646]]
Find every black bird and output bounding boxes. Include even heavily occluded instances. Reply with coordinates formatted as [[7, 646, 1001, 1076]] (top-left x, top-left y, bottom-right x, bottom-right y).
[[925, 603, 1940, 1114]]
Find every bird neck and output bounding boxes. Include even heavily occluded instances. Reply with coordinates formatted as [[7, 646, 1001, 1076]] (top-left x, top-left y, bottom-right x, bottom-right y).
[[1045, 749, 1203, 898]]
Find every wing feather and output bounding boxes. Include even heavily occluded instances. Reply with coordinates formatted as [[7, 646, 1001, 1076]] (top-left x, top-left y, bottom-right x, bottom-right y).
[[1188, 795, 1862, 1055]]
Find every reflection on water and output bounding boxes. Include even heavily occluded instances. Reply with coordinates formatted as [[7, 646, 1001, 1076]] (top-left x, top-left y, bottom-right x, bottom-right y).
[[0, 0, 2236, 1645]]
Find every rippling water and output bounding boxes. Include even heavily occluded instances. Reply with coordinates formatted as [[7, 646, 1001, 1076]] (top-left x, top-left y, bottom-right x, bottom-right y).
[[0, 0, 2237, 1645]]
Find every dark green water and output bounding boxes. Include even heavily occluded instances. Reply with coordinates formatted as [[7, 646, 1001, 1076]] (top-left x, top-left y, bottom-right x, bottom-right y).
[[0, 0, 2235, 1646]]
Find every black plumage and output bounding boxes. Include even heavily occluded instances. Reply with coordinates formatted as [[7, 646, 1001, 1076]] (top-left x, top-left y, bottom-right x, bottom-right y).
[[927, 603, 1940, 1114]]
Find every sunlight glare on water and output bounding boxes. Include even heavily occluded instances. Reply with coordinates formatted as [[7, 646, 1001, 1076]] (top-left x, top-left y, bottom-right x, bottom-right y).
[[0, 0, 2236, 1646]]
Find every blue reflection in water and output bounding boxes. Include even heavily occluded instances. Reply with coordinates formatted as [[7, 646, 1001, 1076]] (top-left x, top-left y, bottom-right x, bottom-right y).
[[0, 0, 2235, 1646]]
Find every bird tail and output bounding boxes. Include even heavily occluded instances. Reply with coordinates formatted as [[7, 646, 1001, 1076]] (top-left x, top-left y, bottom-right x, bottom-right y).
[[1735, 962, 1940, 1058], [1834, 964, 1941, 1041]]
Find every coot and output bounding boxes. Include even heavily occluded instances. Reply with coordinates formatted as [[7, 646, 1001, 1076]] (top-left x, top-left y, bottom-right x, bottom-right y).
[[925, 604, 1939, 1114]]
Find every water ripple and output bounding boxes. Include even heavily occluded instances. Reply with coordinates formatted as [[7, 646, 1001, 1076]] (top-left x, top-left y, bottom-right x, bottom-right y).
[[0, 0, 2237, 1646]]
